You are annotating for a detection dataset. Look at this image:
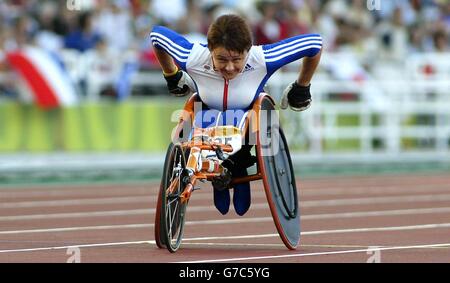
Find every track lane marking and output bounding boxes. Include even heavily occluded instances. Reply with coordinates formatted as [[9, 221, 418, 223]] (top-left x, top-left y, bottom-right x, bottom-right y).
[[0, 196, 150, 208], [2, 193, 450, 209], [1, 210, 450, 234], [1, 223, 450, 253], [301, 184, 450, 196], [1, 182, 449, 199], [2, 172, 445, 193], [0, 240, 155, 254], [1, 206, 450, 222], [175, 243, 450, 263]]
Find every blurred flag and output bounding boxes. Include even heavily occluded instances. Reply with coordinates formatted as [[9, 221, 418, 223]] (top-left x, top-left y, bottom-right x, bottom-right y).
[[6, 47, 78, 109]]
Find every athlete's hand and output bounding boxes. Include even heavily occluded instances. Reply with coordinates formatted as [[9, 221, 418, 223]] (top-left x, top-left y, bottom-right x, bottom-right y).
[[280, 82, 312, 111], [164, 70, 196, 97]]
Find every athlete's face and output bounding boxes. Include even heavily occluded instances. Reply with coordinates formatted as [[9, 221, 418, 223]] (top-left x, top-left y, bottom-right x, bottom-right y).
[[211, 47, 248, 80]]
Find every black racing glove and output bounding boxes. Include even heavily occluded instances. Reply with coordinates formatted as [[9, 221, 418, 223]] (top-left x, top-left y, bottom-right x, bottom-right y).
[[164, 70, 196, 97], [280, 82, 312, 111]]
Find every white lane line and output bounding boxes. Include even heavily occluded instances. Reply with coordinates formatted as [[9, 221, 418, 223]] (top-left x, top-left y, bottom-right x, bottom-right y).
[[181, 223, 450, 242], [0, 193, 248, 208], [0, 240, 155, 254], [301, 184, 450, 196], [182, 243, 449, 250], [0, 220, 449, 239], [2, 204, 450, 222], [0, 207, 450, 235], [0, 196, 148, 208], [180, 243, 385, 249], [0, 223, 152, 235], [2, 192, 450, 209], [0, 203, 266, 222], [302, 207, 450, 220], [184, 207, 450, 225], [1, 223, 450, 254], [1, 181, 448, 199], [0, 188, 151, 199], [0, 175, 450, 198], [300, 175, 450, 185], [301, 194, 450, 207], [0, 183, 448, 211], [176, 242, 450, 263], [0, 209, 154, 221]]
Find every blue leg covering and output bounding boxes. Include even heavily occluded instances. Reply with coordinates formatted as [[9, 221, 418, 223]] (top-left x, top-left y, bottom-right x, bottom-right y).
[[213, 187, 230, 215], [232, 167, 251, 216]]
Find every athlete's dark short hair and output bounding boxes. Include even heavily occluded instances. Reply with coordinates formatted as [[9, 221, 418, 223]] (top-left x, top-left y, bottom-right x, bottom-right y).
[[207, 14, 253, 53]]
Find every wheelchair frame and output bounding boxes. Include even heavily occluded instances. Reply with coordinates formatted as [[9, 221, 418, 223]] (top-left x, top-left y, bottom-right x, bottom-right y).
[[155, 93, 300, 252]]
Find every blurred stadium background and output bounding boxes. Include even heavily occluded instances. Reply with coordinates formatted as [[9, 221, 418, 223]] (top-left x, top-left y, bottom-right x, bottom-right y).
[[0, 0, 449, 185]]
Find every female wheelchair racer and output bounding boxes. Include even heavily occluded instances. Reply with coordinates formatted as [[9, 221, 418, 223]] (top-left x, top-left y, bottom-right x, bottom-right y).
[[151, 14, 321, 252]]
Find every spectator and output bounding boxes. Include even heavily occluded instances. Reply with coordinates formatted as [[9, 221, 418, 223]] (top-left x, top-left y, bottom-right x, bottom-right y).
[[94, 0, 133, 52], [0, 0, 449, 101], [150, 0, 187, 27], [254, 0, 282, 45], [34, 1, 63, 52], [377, 7, 409, 61], [64, 11, 101, 52], [82, 37, 122, 99], [433, 28, 449, 52], [11, 15, 38, 49], [276, 1, 310, 38]]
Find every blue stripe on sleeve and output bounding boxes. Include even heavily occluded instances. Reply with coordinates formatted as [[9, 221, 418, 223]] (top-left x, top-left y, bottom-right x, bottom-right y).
[[263, 34, 322, 74], [150, 26, 194, 71]]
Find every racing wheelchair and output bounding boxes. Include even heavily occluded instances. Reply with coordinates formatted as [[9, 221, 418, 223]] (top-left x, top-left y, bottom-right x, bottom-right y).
[[154, 93, 300, 252]]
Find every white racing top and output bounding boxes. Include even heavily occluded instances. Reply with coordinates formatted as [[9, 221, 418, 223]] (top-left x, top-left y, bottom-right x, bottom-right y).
[[150, 26, 322, 111]]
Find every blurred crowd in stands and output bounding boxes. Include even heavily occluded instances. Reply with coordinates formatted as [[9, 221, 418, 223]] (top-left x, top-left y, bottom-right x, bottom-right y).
[[0, 0, 449, 100]]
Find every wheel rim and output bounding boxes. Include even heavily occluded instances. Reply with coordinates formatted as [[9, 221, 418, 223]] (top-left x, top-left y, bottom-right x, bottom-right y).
[[161, 144, 187, 252], [155, 143, 176, 248], [258, 96, 300, 249]]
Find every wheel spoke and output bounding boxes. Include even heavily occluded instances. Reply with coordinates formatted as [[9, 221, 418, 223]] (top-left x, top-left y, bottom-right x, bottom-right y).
[[166, 204, 173, 240], [160, 144, 189, 252], [170, 202, 179, 228]]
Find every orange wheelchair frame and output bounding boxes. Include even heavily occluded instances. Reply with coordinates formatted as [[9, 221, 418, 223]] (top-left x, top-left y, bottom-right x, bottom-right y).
[[155, 93, 300, 252]]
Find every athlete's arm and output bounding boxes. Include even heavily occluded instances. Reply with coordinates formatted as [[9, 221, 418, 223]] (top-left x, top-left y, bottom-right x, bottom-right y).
[[149, 26, 194, 72], [150, 26, 196, 96], [262, 33, 323, 111], [297, 49, 321, 86], [153, 48, 178, 75], [280, 49, 322, 111], [263, 33, 322, 75]]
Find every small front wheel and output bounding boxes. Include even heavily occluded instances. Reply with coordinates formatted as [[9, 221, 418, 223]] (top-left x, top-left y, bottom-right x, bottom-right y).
[[160, 144, 189, 252]]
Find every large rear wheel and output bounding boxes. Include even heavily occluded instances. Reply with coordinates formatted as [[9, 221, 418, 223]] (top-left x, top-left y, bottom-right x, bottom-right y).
[[256, 96, 300, 250]]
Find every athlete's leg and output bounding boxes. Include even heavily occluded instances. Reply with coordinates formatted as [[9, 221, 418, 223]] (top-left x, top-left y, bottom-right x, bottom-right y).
[[223, 144, 254, 216]]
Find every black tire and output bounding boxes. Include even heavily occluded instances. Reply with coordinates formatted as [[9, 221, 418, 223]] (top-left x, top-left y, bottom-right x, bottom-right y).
[[256, 96, 300, 250], [154, 143, 176, 249], [159, 144, 188, 252]]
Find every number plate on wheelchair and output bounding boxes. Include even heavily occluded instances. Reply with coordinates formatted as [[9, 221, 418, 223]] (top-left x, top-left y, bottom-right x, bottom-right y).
[[193, 126, 243, 155]]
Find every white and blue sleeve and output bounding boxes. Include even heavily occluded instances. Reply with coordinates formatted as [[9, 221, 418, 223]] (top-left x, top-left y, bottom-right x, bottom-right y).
[[263, 34, 322, 74], [150, 26, 194, 71]]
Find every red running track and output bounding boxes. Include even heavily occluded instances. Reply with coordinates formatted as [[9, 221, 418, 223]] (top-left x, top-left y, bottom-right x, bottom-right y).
[[0, 173, 449, 263]]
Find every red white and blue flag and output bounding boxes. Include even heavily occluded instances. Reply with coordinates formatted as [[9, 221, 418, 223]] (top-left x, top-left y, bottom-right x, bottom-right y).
[[6, 47, 78, 109]]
